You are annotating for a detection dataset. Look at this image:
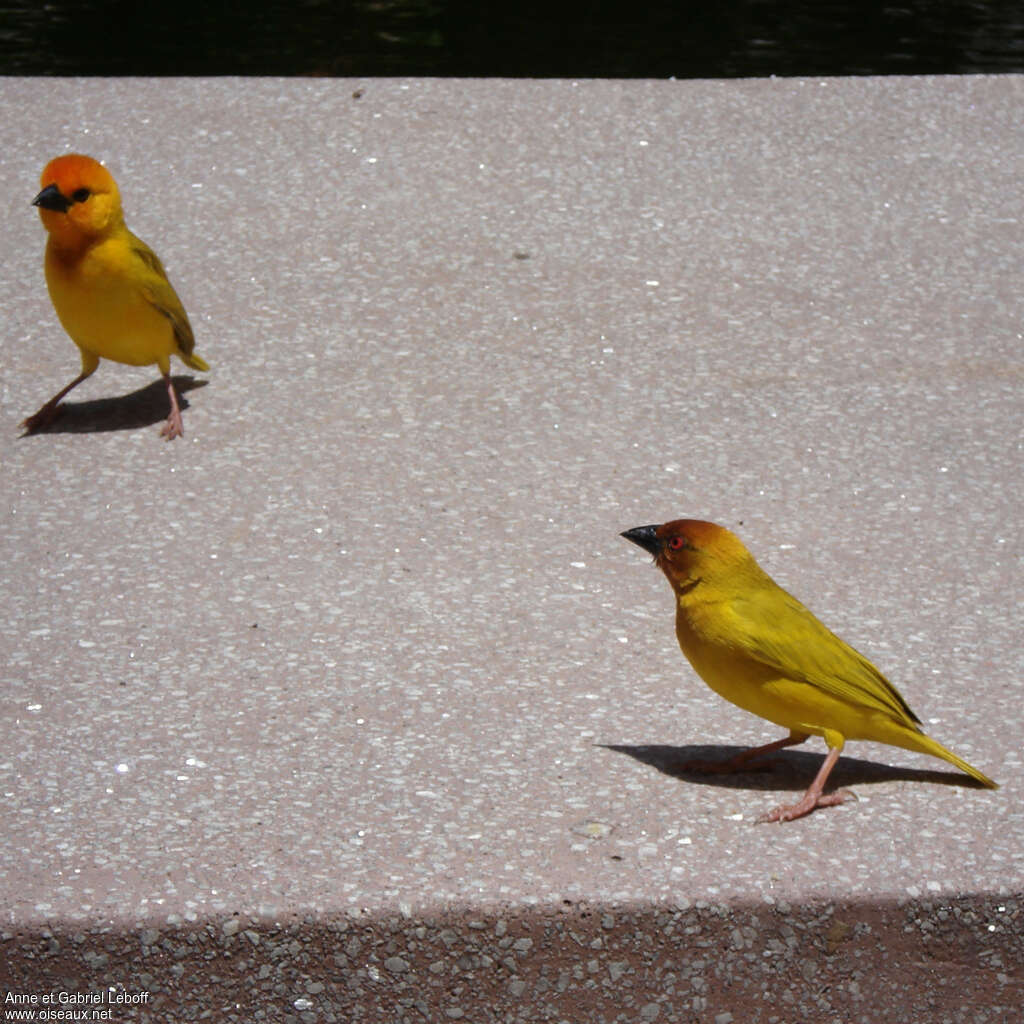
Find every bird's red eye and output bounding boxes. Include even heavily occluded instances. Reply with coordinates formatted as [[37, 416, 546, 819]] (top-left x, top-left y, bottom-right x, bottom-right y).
[[667, 536, 685, 550]]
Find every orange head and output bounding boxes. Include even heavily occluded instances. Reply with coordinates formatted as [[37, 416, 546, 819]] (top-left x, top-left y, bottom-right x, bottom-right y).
[[621, 519, 756, 594], [33, 154, 123, 249]]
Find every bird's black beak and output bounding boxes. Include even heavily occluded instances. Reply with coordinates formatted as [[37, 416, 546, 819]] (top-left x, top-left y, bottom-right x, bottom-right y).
[[32, 183, 71, 213], [621, 524, 661, 557]]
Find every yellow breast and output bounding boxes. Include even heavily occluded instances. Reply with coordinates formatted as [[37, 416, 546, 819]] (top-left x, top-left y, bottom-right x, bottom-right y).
[[45, 238, 176, 368]]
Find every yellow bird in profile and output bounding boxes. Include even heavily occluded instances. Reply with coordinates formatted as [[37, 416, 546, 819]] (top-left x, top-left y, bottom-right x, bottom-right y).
[[622, 519, 997, 822], [24, 154, 208, 440]]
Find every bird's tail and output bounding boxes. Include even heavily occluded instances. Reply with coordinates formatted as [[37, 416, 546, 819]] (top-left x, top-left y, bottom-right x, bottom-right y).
[[892, 727, 998, 788], [181, 352, 208, 372], [181, 352, 209, 372]]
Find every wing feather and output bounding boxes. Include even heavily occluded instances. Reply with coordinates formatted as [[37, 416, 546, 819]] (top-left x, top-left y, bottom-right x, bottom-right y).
[[727, 586, 921, 725], [131, 237, 196, 357]]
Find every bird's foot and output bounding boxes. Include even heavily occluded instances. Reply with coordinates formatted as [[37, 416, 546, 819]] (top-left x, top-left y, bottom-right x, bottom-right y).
[[757, 788, 855, 824], [20, 402, 61, 434], [678, 735, 809, 776], [678, 756, 773, 775], [160, 409, 184, 441]]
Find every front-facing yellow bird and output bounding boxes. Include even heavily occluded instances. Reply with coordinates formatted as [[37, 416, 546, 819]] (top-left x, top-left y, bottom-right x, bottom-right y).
[[24, 154, 208, 440], [622, 519, 997, 822]]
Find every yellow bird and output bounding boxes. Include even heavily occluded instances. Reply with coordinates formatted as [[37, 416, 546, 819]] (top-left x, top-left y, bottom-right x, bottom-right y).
[[24, 154, 208, 440], [622, 519, 997, 822]]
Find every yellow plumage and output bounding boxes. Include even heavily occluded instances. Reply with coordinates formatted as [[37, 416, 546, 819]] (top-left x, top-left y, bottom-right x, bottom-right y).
[[623, 519, 997, 822], [24, 154, 208, 439]]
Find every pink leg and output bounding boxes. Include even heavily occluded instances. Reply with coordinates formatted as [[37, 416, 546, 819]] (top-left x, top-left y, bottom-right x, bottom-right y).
[[21, 371, 92, 433], [680, 732, 809, 774], [757, 746, 854, 823], [159, 373, 184, 440]]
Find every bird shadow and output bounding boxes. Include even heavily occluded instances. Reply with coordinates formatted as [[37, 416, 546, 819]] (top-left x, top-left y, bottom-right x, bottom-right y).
[[19, 376, 207, 436], [600, 743, 989, 793]]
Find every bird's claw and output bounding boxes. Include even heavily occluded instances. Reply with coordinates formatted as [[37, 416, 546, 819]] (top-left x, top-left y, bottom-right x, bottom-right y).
[[757, 788, 856, 824], [160, 412, 184, 441], [20, 404, 60, 434]]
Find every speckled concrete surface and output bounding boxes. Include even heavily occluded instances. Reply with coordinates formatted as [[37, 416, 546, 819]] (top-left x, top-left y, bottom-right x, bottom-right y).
[[1, 76, 1021, 1017]]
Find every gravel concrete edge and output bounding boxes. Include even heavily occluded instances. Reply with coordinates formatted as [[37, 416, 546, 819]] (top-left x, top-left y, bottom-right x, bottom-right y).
[[2, 895, 1020, 1022]]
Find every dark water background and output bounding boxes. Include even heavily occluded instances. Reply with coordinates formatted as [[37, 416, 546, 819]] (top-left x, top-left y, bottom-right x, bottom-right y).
[[2, 0, 1023, 76]]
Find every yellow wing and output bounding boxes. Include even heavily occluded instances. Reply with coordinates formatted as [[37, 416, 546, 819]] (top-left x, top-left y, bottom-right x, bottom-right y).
[[726, 583, 921, 727], [130, 235, 203, 364]]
